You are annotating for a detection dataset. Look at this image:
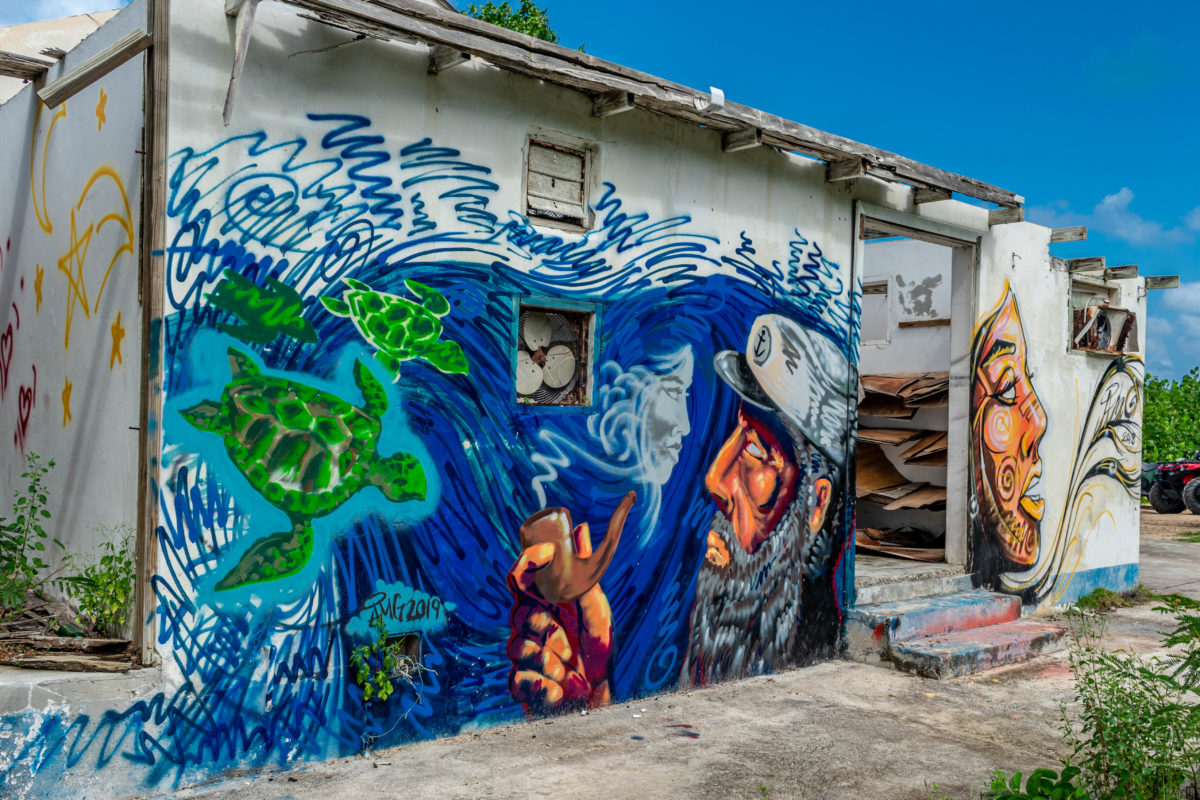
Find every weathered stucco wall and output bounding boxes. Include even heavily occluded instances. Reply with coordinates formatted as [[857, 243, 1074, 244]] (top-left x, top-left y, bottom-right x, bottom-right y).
[[0, 1, 145, 576], [970, 222, 1143, 609], [2, 2, 861, 796]]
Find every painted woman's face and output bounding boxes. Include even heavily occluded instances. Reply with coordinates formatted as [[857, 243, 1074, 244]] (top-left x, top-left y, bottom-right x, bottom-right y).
[[643, 373, 691, 484], [971, 289, 1047, 567], [705, 407, 799, 554]]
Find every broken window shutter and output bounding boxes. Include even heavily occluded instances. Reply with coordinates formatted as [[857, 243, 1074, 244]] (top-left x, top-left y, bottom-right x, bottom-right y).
[[526, 140, 587, 225]]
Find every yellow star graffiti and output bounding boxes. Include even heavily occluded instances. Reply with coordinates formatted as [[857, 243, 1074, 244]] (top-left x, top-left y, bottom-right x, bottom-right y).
[[62, 376, 73, 428], [57, 207, 94, 349], [35, 264, 43, 313], [110, 310, 125, 369], [95, 89, 107, 131]]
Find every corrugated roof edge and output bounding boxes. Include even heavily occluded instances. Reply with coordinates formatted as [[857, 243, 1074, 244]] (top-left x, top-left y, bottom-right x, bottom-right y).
[[285, 0, 1023, 208]]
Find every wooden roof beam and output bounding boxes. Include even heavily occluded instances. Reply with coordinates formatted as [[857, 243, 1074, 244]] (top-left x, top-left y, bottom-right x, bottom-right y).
[[0, 50, 54, 81], [914, 188, 952, 204], [38, 30, 152, 109], [723, 126, 762, 153], [1050, 225, 1087, 243], [988, 206, 1025, 226], [592, 89, 633, 117], [1067, 257, 1105, 273], [283, 0, 1025, 208], [1145, 275, 1179, 290]]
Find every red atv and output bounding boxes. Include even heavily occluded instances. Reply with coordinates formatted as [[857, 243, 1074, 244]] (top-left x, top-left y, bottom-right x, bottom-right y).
[[1150, 450, 1200, 514]]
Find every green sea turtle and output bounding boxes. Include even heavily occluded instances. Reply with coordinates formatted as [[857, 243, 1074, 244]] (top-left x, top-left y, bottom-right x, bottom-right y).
[[182, 348, 426, 591], [321, 278, 469, 379]]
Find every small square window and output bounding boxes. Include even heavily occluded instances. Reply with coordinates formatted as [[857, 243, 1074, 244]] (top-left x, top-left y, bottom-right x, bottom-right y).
[[515, 305, 592, 406], [1070, 279, 1139, 355], [525, 139, 589, 229]]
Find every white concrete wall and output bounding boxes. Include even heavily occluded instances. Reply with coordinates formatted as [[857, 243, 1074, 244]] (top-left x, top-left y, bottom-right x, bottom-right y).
[[978, 222, 1144, 608], [0, 0, 146, 571], [859, 238, 953, 373]]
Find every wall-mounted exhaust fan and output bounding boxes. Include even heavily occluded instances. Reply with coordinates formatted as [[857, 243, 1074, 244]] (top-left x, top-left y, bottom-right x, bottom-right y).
[[1073, 305, 1138, 355], [516, 307, 589, 405]]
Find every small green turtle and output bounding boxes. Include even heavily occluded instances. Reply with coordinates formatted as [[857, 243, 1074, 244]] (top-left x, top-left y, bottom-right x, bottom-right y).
[[321, 278, 469, 379], [182, 347, 426, 591]]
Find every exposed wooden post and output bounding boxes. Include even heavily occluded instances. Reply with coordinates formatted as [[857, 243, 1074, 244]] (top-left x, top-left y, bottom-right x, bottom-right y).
[[914, 188, 952, 204], [1145, 275, 1180, 290], [1104, 265, 1139, 280], [38, 30, 152, 108], [988, 206, 1025, 226], [39, 47, 67, 60], [827, 157, 867, 182], [722, 127, 762, 153], [1066, 256, 1106, 273], [222, 0, 259, 126], [428, 44, 470, 74], [592, 89, 633, 117], [1050, 225, 1087, 243]]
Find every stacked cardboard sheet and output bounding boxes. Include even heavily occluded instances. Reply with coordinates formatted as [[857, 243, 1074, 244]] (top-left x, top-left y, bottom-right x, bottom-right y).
[[859, 371, 949, 418], [855, 526, 945, 562], [855, 442, 947, 511]]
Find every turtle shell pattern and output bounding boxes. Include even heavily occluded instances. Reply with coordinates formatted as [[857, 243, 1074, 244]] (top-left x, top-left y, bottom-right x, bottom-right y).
[[222, 373, 383, 520]]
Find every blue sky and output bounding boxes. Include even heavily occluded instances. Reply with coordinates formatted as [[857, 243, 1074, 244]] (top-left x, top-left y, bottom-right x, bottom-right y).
[[6, 0, 1198, 379]]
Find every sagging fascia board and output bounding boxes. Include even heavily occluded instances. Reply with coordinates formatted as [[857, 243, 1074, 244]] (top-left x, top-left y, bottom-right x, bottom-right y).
[[38, 30, 152, 108], [281, 0, 1025, 208], [222, 0, 260, 126]]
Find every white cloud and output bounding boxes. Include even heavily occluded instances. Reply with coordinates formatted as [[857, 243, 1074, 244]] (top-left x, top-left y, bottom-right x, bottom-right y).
[[1162, 281, 1200, 313], [1186, 207, 1200, 233], [1179, 314, 1200, 340], [1145, 316, 1174, 372], [1028, 188, 1193, 247]]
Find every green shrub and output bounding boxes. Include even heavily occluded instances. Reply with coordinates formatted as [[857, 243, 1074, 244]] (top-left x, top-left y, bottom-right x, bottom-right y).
[[0, 454, 61, 623], [57, 524, 136, 639], [985, 767, 1087, 799]]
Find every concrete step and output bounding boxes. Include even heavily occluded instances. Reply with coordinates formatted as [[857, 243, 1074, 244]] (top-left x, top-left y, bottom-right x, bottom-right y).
[[889, 620, 1068, 679], [845, 590, 1021, 665], [855, 572, 974, 606]]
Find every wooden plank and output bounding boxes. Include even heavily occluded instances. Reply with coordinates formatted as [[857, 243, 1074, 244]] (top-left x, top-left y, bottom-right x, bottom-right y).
[[221, 0, 259, 126], [722, 127, 762, 153], [855, 442, 909, 497], [914, 188, 952, 204], [527, 170, 582, 204], [592, 89, 633, 117], [136, 0, 170, 668], [427, 44, 469, 74], [857, 427, 924, 446], [988, 206, 1025, 226], [40, 47, 67, 60], [1050, 225, 1087, 243], [826, 157, 867, 182], [883, 485, 947, 511], [1104, 265, 1138, 280], [0, 652, 134, 672], [38, 30, 152, 108], [284, 0, 1025, 207], [528, 142, 584, 181], [0, 49, 54, 81], [1145, 275, 1180, 290], [897, 318, 951, 329], [1067, 257, 1106, 273], [0, 635, 130, 652]]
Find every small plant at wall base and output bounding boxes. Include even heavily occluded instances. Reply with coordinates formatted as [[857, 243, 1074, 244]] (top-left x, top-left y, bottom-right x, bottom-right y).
[[57, 524, 136, 639], [0, 454, 62, 626], [351, 615, 423, 704]]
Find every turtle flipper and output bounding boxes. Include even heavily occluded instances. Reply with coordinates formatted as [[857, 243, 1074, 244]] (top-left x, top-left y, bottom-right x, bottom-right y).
[[181, 400, 227, 432], [371, 450, 427, 503], [320, 296, 351, 317], [422, 340, 469, 375], [354, 360, 389, 417], [374, 351, 405, 382], [215, 521, 314, 591], [228, 347, 261, 379], [404, 280, 450, 317]]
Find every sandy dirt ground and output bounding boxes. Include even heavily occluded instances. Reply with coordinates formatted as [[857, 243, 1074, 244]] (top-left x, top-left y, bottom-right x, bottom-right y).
[[1139, 506, 1200, 540]]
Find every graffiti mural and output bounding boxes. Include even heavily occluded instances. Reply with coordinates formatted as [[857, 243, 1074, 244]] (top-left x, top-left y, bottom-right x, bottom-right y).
[[970, 282, 1142, 605], [1, 110, 859, 797]]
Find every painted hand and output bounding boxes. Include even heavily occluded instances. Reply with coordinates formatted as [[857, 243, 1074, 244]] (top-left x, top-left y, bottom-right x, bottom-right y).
[[505, 494, 634, 717]]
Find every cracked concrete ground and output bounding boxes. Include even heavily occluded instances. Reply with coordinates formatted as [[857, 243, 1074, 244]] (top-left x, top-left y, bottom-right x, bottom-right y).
[[155, 535, 1199, 800]]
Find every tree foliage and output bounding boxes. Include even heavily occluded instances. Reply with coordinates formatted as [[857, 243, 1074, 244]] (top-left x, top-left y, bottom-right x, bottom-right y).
[[464, 0, 559, 44], [1142, 367, 1200, 463]]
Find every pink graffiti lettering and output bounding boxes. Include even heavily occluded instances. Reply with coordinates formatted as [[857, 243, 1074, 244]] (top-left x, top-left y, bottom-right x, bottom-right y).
[[14, 365, 36, 452]]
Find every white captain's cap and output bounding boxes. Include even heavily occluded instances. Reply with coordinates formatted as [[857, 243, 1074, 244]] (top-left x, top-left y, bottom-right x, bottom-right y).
[[714, 314, 856, 469]]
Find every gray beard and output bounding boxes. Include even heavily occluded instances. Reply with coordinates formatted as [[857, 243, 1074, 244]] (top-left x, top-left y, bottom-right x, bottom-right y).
[[680, 504, 808, 687]]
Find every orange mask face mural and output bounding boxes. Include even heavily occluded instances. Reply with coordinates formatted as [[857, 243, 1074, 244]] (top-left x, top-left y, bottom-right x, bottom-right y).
[[970, 284, 1048, 568], [705, 406, 800, 554]]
